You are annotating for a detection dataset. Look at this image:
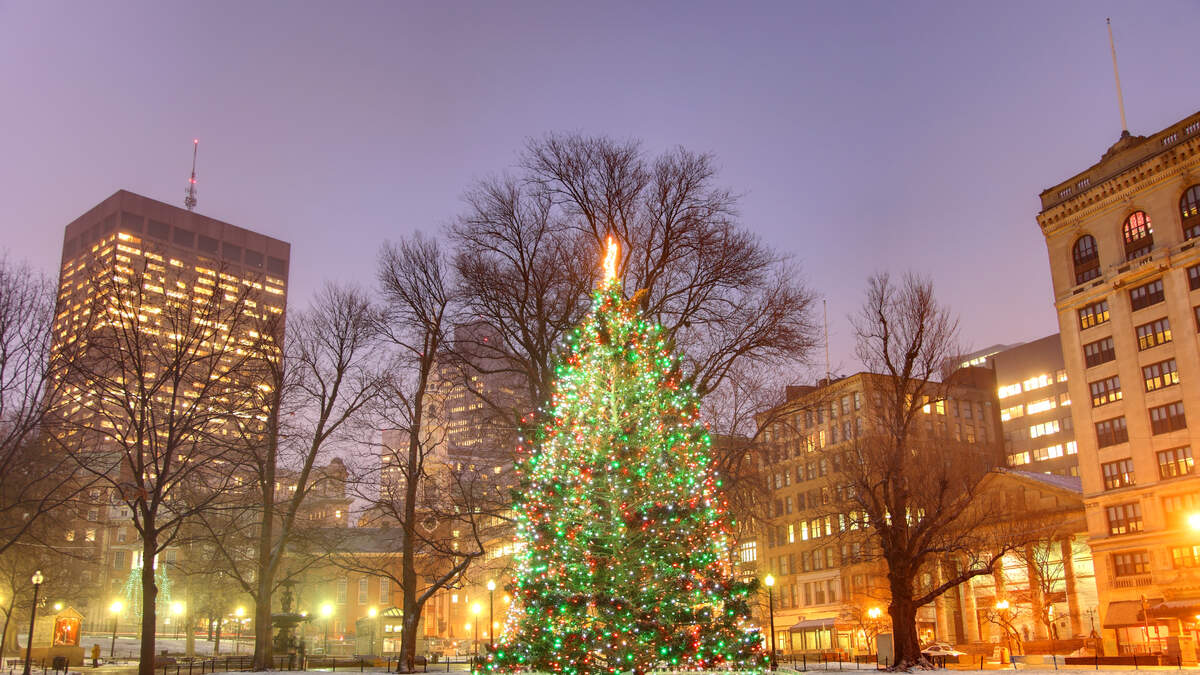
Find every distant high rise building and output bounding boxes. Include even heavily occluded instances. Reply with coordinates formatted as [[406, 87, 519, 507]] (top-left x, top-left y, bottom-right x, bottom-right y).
[[1036, 110, 1200, 658], [50, 189, 289, 623], [964, 335, 1080, 477]]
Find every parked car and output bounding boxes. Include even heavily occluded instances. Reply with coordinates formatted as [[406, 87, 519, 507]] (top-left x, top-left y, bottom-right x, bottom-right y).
[[922, 643, 965, 657]]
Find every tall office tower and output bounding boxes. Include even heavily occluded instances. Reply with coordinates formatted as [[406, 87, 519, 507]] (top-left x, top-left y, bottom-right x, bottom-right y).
[[50, 189, 289, 622], [1037, 110, 1200, 658], [963, 335, 1080, 477]]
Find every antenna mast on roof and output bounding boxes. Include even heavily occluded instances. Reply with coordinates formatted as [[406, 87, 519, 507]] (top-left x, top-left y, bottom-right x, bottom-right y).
[[823, 299, 831, 382], [1107, 18, 1129, 136], [184, 139, 199, 211]]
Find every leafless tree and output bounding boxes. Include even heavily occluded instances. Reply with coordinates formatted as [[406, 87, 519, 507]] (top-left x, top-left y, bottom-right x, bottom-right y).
[[0, 259, 84, 557], [50, 259, 270, 675], [191, 283, 387, 669], [450, 134, 817, 430], [842, 272, 1021, 669], [333, 234, 506, 672]]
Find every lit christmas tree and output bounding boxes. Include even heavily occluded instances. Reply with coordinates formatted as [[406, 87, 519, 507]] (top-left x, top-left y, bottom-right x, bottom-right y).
[[490, 239, 765, 675]]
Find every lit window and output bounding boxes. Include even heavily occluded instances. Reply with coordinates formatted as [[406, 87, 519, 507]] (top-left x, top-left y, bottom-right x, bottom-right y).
[[1089, 375, 1122, 407], [1135, 318, 1172, 350], [1122, 211, 1154, 260], [1157, 446, 1193, 479], [1106, 502, 1143, 535], [1101, 458, 1135, 490], [1143, 359, 1179, 392], [1026, 398, 1056, 415], [1023, 374, 1051, 392], [998, 383, 1022, 399], [1078, 300, 1110, 330], [1029, 420, 1060, 438]]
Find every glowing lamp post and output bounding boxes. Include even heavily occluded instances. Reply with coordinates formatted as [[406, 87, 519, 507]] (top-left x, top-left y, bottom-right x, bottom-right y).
[[486, 580, 496, 651], [368, 607, 378, 655], [109, 600, 123, 659], [995, 600, 1012, 659], [171, 602, 185, 638], [234, 607, 245, 655], [764, 574, 776, 671], [321, 604, 334, 655], [471, 603, 483, 663], [22, 571, 44, 675]]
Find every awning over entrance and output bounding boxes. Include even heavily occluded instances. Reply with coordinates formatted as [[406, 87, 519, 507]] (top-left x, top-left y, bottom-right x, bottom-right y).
[[788, 617, 838, 631], [1103, 599, 1164, 628], [1148, 598, 1200, 619]]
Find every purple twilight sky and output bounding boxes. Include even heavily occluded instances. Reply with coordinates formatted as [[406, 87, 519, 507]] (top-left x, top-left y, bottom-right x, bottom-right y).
[[2, 1, 1198, 379]]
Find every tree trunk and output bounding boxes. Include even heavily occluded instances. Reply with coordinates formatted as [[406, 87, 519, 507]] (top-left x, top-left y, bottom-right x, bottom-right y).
[[0, 607, 13, 657], [253, 574, 273, 670], [887, 573, 923, 669], [139, 530, 159, 675]]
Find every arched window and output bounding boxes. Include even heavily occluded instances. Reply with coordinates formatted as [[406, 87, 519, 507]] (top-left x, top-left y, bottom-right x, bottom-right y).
[[1123, 211, 1153, 260], [1073, 235, 1100, 284], [1181, 185, 1200, 241]]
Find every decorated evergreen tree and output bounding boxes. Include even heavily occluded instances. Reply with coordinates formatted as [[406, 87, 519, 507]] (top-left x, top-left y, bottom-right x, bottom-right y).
[[490, 240, 765, 675]]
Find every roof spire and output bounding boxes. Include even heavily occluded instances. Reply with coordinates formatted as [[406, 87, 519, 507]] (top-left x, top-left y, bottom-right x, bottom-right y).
[[184, 139, 199, 211]]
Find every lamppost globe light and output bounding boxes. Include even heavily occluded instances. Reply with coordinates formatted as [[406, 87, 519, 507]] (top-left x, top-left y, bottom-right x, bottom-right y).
[[464, 622, 471, 631], [31, 571, 43, 585], [995, 600, 1010, 611], [235, 607, 244, 618], [368, 607, 377, 618], [472, 602, 482, 616], [53, 603, 63, 612], [111, 601, 123, 614], [487, 580, 496, 592], [867, 607, 881, 620], [764, 574, 775, 587], [171, 602, 184, 615], [321, 603, 333, 618]]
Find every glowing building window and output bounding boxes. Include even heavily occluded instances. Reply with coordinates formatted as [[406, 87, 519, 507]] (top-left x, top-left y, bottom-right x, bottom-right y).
[[1089, 375, 1122, 407], [1029, 420, 1060, 438], [1023, 374, 1051, 392], [1000, 404, 1024, 421], [1157, 446, 1193, 479], [1143, 359, 1179, 392], [1026, 398, 1056, 415], [998, 383, 1022, 399], [1122, 211, 1154, 260], [1135, 318, 1172, 351]]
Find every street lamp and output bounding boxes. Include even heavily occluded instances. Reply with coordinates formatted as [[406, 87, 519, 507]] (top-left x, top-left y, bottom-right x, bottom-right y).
[[22, 571, 44, 675], [171, 602, 184, 639], [471, 603, 482, 663], [321, 603, 334, 655], [234, 607, 245, 655], [486, 580, 496, 651], [995, 600, 1012, 660], [53, 603, 63, 612], [109, 600, 123, 659], [764, 574, 776, 671], [368, 607, 378, 656]]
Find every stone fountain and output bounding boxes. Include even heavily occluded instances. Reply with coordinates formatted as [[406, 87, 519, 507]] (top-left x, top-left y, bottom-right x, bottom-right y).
[[271, 580, 310, 657]]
